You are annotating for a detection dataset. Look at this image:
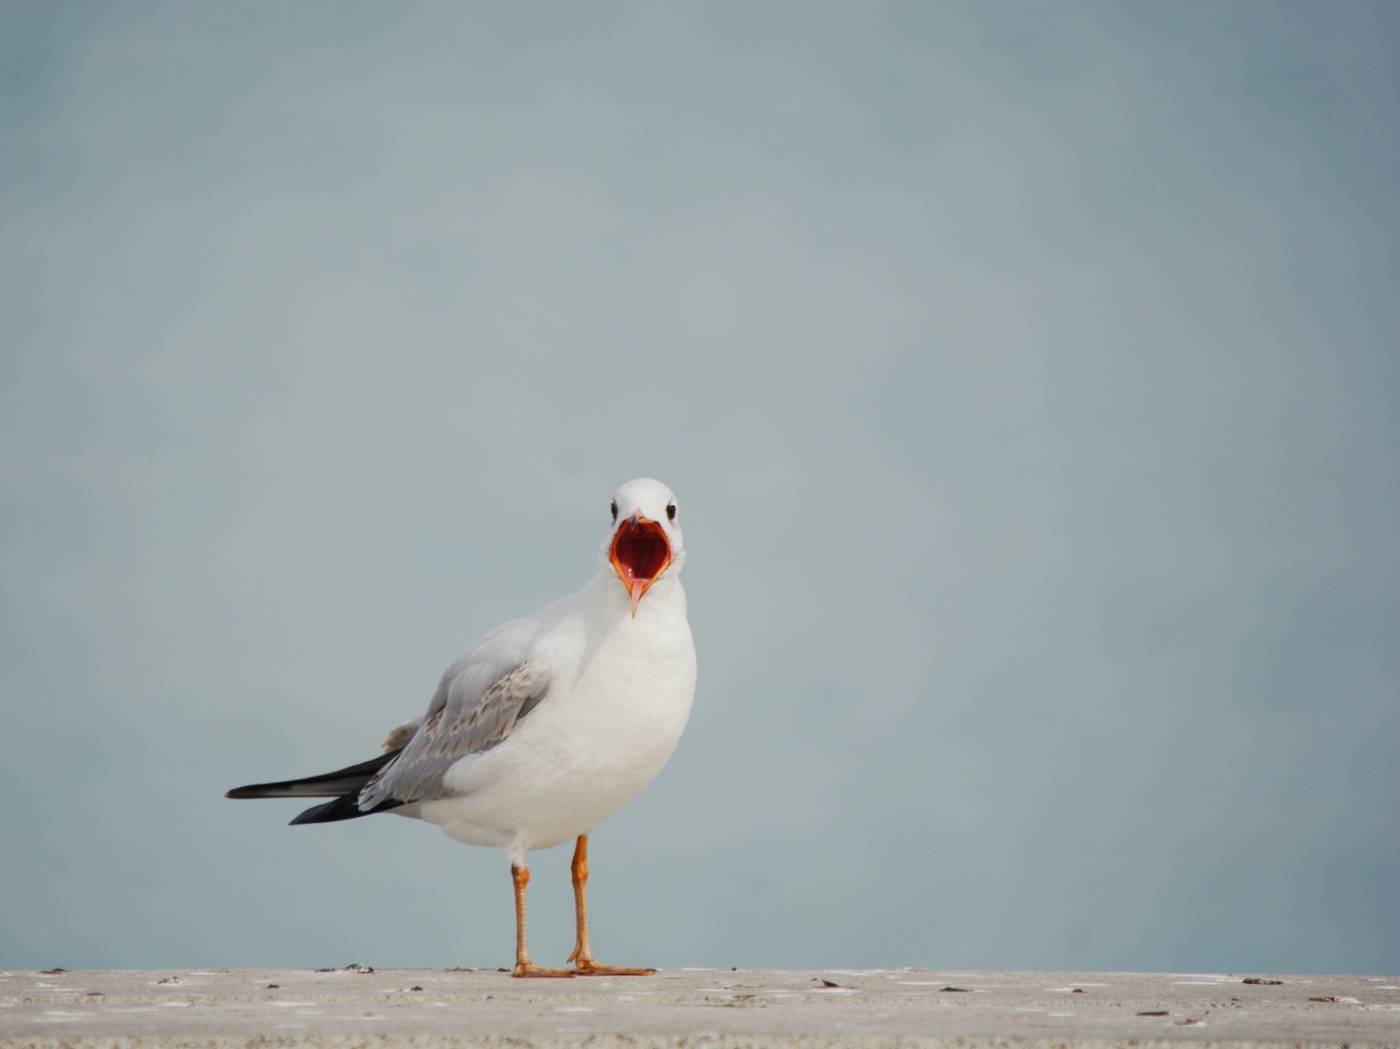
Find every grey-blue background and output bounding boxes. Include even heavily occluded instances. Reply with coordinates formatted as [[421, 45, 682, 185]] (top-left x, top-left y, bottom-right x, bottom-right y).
[[3, 2, 1397, 976]]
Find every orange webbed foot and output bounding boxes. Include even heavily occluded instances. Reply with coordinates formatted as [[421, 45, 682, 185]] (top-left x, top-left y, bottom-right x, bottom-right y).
[[569, 959, 656, 976], [512, 962, 576, 979]]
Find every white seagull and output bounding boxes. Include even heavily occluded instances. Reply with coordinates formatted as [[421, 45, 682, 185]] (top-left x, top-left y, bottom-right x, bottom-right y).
[[228, 478, 696, 977]]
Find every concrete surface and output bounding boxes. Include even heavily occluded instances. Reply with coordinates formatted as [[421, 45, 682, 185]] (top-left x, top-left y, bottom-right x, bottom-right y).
[[3, 966, 1398, 1048]]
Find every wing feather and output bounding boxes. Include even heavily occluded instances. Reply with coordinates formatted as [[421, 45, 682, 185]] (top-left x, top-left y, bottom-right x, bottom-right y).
[[357, 660, 550, 809]]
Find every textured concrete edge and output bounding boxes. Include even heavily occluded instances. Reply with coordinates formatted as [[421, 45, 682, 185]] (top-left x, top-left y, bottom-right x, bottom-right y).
[[5, 1037, 1397, 1049]]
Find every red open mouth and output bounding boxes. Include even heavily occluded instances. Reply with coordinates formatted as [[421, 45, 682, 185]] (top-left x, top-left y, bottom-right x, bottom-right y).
[[609, 515, 672, 616]]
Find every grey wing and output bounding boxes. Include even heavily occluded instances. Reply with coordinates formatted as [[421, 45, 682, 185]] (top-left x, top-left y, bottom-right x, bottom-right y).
[[357, 661, 551, 809]]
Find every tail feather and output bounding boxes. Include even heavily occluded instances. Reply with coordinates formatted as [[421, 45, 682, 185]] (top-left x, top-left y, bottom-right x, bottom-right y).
[[227, 751, 407, 824]]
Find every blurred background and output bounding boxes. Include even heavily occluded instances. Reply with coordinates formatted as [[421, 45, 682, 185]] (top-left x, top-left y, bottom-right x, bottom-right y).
[[2, 2, 1397, 976]]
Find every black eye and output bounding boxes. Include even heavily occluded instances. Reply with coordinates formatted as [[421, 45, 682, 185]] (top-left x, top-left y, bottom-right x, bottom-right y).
[[610, 501, 618, 523], [666, 502, 677, 522]]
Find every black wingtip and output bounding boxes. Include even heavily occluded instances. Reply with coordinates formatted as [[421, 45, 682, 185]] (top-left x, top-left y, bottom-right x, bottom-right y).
[[225, 752, 403, 802], [289, 795, 362, 824], [228, 751, 407, 823], [289, 794, 405, 825]]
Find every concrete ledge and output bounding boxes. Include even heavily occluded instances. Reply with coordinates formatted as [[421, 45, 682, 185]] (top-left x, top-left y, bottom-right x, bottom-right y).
[[4, 967, 1398, 1048]]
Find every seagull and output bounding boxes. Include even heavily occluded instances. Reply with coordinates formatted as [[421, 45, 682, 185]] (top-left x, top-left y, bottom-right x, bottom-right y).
[[227, 478, 697, 978]]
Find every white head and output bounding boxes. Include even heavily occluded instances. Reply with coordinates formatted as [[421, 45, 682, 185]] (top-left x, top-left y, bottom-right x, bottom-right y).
[[602, 478, 685, 616]]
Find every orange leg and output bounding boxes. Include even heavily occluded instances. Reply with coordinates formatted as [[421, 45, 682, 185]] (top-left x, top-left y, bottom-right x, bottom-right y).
[[510, 862, 574, 978], [566, 834, 655, 976]]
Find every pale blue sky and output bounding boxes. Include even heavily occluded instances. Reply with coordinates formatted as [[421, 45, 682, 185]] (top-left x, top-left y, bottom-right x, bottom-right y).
[[2, 2, 1397, 975]]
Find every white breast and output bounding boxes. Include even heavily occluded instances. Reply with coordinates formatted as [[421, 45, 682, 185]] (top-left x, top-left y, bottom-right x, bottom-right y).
[[418, 574, 696, 853]]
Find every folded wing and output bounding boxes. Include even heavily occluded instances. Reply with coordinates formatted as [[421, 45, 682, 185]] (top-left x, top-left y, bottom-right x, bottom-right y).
[[357, 661, 551, 810], [226, 638, 552, 825]]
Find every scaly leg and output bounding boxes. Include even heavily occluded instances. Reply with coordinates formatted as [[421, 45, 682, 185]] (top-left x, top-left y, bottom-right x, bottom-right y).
[[511, 862, 574, 978], [566, 834, 655, 976]]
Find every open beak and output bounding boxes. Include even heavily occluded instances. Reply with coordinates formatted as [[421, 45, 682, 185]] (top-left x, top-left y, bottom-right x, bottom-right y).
[[609, 513, 672, 617]]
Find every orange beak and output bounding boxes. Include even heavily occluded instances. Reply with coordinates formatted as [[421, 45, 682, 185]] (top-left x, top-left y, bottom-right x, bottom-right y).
[[609, 513, 672, 617]]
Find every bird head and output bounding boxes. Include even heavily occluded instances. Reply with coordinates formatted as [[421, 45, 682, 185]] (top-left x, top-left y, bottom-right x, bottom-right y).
[[604, 478, 684, 617]]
